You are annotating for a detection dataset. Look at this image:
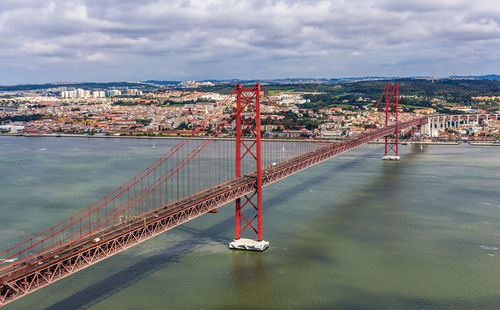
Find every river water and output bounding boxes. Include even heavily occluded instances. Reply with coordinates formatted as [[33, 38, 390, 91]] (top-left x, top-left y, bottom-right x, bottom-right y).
[[1, 136, 499, 310]]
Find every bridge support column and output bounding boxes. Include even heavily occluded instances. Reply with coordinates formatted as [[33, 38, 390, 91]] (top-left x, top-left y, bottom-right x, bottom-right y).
[[380, 83, 400, 161], [229, 83, 269, 252], [425, 119, 431, 137]]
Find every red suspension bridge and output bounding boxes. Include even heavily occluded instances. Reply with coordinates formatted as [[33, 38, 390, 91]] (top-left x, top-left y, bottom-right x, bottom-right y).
[[0, 83, 427, 306]]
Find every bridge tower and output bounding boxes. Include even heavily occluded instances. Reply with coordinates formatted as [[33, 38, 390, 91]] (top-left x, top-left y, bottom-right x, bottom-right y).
[[229, 83, 269, 251], [381, 82, 400, 160]]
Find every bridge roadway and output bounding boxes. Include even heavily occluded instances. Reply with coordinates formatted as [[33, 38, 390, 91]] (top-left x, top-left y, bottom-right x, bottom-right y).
[[0, 116, 427, 306]]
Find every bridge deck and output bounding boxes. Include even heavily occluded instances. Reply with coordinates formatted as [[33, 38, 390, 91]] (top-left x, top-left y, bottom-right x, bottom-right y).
[[0, 117, 427, 306]]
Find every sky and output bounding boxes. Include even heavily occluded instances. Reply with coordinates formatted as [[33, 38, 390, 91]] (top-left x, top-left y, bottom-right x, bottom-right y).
[[1, 0, 500, 84]]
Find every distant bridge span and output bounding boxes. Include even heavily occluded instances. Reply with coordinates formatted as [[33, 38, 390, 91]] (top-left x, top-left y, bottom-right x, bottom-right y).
[[424, 114, 499, 137]]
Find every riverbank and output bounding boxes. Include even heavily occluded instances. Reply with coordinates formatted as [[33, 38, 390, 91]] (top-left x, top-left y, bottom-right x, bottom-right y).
[[468, 142, 500, 146], [0, 133, 313, 143], [2, 133, 499, 146], [369, 140, 461, 145]]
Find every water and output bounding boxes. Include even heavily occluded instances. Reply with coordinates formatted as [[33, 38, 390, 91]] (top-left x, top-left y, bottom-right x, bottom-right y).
[[1, 136, 499, 309]]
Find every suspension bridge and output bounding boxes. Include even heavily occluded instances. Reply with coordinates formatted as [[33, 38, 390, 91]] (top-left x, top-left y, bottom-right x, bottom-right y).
[[0, 82, 428, 306]]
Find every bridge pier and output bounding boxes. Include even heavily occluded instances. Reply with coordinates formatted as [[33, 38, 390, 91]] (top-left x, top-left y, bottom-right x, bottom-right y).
[[382, 155, 400, 160], [229, 238, 269, 251], [425, 119, 431, 137]]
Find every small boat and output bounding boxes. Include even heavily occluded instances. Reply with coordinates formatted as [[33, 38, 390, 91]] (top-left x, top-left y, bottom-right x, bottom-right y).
[[152, 143, 157, 149]]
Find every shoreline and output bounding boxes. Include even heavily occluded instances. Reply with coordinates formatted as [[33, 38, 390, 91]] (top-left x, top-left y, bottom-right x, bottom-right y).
[[468, 142, 500, 146], [1, 134, 499, 146], [0, 133, 313, 143], [369, 141, 461, 145]]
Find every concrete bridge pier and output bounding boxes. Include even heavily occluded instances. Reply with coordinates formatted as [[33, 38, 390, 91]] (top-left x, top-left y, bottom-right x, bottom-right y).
[[424, 119, 432, 136]]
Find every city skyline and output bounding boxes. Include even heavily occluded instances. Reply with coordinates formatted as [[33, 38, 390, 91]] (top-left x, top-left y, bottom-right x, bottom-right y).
[[1, 0, 500, 84]]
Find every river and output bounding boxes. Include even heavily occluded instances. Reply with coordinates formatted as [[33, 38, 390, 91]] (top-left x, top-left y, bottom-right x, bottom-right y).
[[1, 136, 499, 309]]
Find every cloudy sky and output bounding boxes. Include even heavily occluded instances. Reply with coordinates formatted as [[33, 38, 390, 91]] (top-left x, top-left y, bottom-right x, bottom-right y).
[[1, 0, 500, 83]]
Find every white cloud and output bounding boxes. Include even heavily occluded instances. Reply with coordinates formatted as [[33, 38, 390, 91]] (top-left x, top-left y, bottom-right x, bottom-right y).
[[85, 52, 108, 61], [21, 41, 61, 55], [0, 0, 500, 83]]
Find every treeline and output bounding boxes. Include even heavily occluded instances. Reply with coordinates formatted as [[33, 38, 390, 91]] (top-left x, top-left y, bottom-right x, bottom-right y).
[[0, 82, 149, 92], [113, 100, 157, 106], [195, 79, 500, 105], [0, 114, 45, 122]]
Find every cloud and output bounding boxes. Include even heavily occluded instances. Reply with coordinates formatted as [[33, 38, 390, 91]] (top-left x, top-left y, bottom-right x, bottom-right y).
[[85, 52, 108, 61], [0, 0, 500, 83]]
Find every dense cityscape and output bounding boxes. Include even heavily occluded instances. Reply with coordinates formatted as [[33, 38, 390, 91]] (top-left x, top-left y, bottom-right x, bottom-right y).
[[1, 79, 499, 143]]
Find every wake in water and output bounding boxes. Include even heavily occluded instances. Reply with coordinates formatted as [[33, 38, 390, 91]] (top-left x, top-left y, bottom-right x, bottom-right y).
[[479, 245, 499, 251]]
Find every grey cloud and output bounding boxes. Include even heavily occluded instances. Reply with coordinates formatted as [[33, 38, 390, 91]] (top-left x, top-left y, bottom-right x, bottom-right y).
[[0, 0, 500, 83], [379, 0, 468, 13]]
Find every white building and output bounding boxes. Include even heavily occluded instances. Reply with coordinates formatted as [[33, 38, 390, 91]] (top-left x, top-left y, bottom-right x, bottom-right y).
[[106, 90, 122, 96], [92, 91, 106, 98], [61, 89, 91, 99], [61, 90, 75, 98], [0, 125, 24, 133]]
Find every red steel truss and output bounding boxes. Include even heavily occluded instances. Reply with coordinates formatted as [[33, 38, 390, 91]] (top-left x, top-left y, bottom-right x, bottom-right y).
[[234, 83, 264, 241], [0, 116, 427, 307], [378, 82, 400, 157], [0, 79, 428, 306]]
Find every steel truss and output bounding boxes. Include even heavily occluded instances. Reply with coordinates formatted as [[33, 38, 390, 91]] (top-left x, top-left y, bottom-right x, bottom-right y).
[[0, 113, 426, 307], [379, 83, 400, 157], [234, 83, 264, 241]]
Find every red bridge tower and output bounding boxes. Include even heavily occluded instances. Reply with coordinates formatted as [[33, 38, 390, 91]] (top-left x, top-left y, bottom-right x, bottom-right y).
[[229, 83, 269, 251], [380, 82, 400, 160]]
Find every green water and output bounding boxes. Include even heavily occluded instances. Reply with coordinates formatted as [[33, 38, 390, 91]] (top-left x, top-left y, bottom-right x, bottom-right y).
[[1, 137, 500, 310]]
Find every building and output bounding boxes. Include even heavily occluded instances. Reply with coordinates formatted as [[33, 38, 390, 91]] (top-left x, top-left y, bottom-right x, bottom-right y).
[[126, 89, 137, 96], [0, 125, 24, 133], [92, 91, 106, 98], [61, 90, 75, 98], [106, 90, 122, 97], [61, 89, 91, 99], [414, 108, 436, 114]]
